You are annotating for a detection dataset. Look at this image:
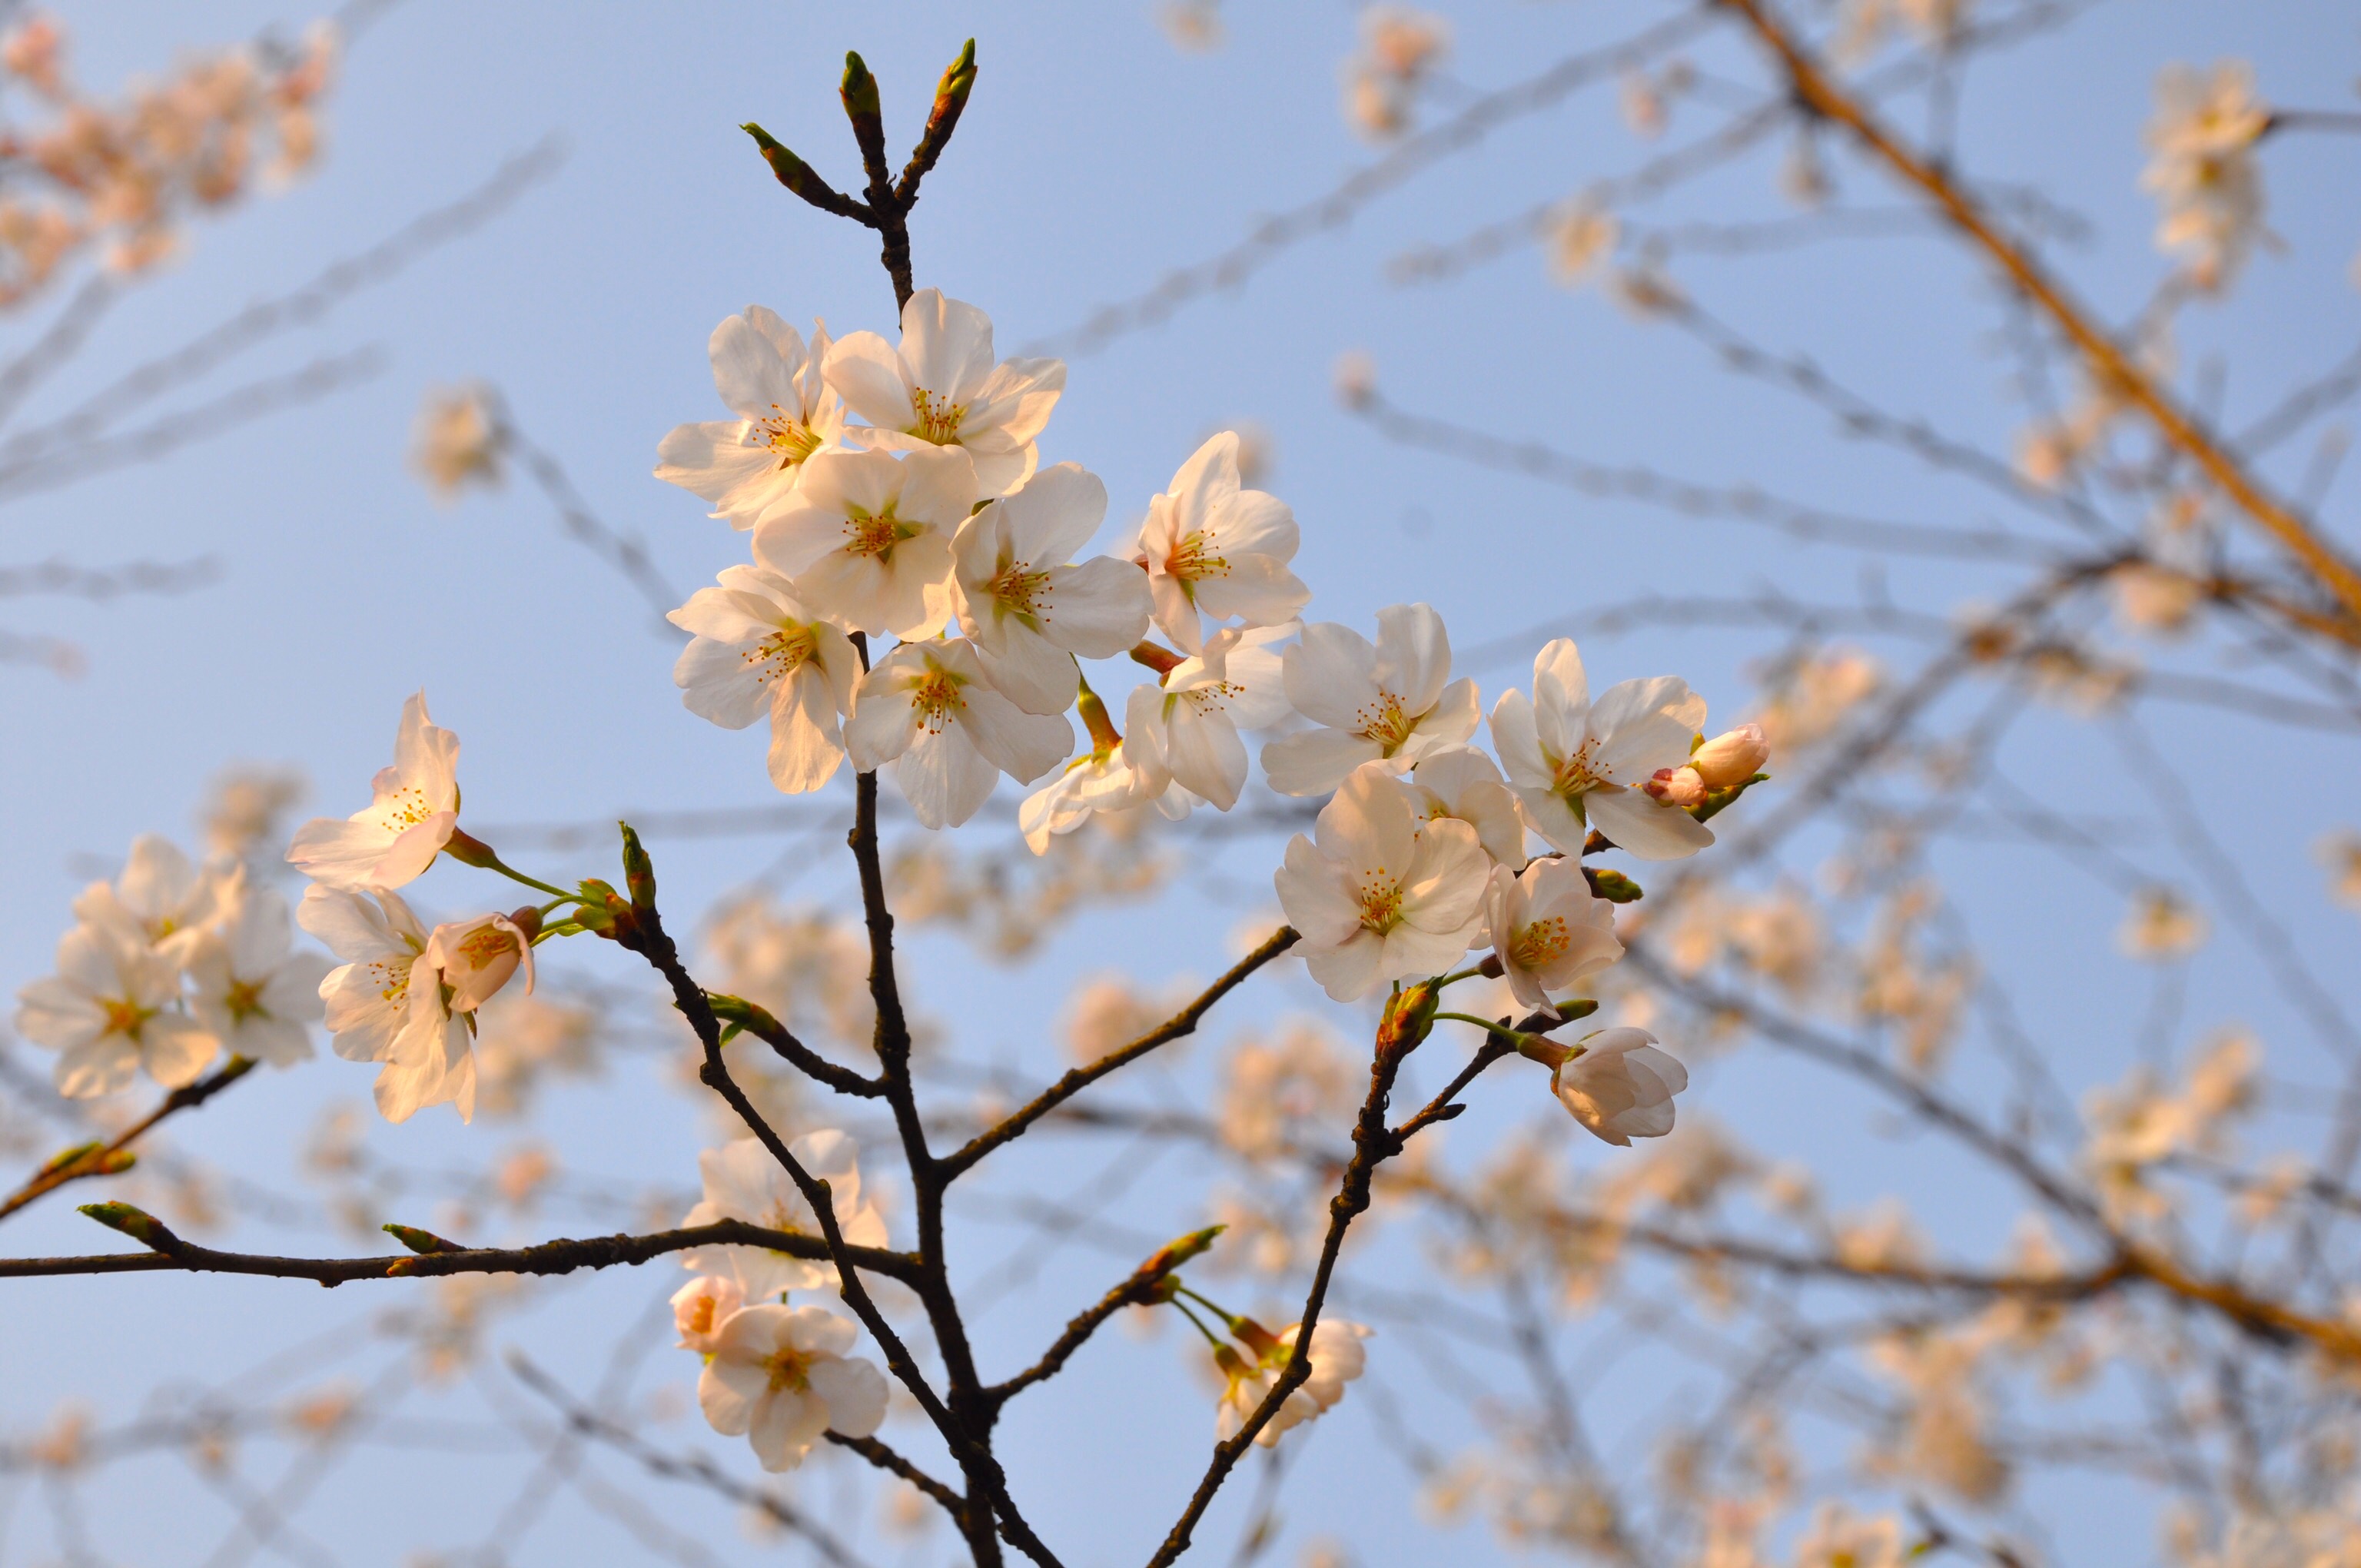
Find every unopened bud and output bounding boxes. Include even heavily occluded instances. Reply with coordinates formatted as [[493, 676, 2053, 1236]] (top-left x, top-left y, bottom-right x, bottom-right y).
[[1641, 766, 1707, 809], [1376, 980, 1439, 1057], [382, 1223, 464, 1255], [1230, 1315, 1283, 1360], [442, 828, 500, 869], [619, 822, 658, 915], [573, 879, 637, 943], [1584, 868, 1644, 903], [78, 1201, 181, 1252], [1141, 1224, 1224, 1278], [1689, 723, 1770, 789]]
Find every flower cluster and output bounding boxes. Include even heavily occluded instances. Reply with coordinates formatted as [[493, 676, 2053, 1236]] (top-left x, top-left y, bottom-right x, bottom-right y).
[[2141, 60, 2272, 291], [13, 835, 327, 1096], [669, 1133, 890, 1472], [0, 12, 335, 304]]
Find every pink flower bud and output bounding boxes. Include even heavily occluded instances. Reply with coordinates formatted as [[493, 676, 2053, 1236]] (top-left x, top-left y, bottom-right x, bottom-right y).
[[671, 1274, 744, 1354], [1641, 766, 1707, 809], [1689, 723, 1769, 789]]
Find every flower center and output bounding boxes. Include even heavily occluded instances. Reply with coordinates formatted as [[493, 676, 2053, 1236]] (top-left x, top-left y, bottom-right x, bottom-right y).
[[682, 1295, 721, 1338], [1511, 916, 1572, 971], [842, 507, 911, 561], [752, 406, 822, 469], [367, 957, 413, 1009], [744, 624, 819, 686], [1353, 690, 1416, 752], [223, 978, 267, 1024], [1166, 531, 1229, 585], [990, 562, 1054, 620], [912, 669, 966, 734], [101, 997, 149, 1038], [1175, 681, 1243, 719], [372, 782, 440, 831], [456, 924, 520, 975], [909, 387, 965, 443], [1354, 872, 1404, 935], [763, 1344, 814, 1394], [1550, 739, 1608, 800]]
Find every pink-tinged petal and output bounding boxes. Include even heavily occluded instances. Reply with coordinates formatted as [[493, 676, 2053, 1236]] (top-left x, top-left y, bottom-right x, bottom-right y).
[[54, 1035, 139, 1098], [1379, 918, 1479, 980], [1260, 728, 1382, 798], [1513, 785, 1588, 857], [1167, 433, 1240, 538], [393, 693, 460, 804], [1162, 705, 1247, 810], [1273, 834, 1363, 946], [1530, 639, 1591, 722], [767, 674, 847, 794], [1400, 818, 1489, 935], [1282, 622, 1381, 730], [749, 503, 845, 579], [974, 625, 1081, 716], [698, 1357, 766, 1437], [1584, 785, 1713, 862], [1190, 553, 1310, 627], [368, 812, 457, 890], [1370, 603, 1451, 714], [15, 979, 102, 1052], [822, 331, 915, 431], [1303, 931, 1386, 1002], [53, 923, 126, 994], [286, 818, 393, 891], [894, 444, 984, 530], [1410, 678, 1482, 750], [1586, 675, 1706, 781], [1314, 762, 1418, 875], [654, 422, 778, 515], [798, 447, 899, 521], [896, 725, 1001, 829], [898, 289, 998, 401], [141, 1012, 218, 1088], [674, 637, 772, 729], [709, 307, 805, 417], [957, 676, 1075, 781], [297, 885, 399, 962], [807, 1355, 887, 1438], [1486, 689, 1548, 790], [1039, 556, 1152, 656], [997, 462, 1104, 564]]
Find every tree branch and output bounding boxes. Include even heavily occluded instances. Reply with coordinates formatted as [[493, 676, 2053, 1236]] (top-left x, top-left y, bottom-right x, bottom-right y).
[[0, 1055, 255, 1224]]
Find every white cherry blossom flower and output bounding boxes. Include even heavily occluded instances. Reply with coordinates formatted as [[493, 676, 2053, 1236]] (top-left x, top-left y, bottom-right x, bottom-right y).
[[699, 1304, 888, 1473], [1124, 624, 1293, 811], [1489, 639, 1712, 861], [287, 693, 461, 892], [301, 884, 474, 1124], [951, 463, 1154, 714], [71, 833, 221, 965], [1214, 1318, 1373, 1447], [15, 922, 216, 1097], [680, 1131, 891, 1302], [844, 638, 1073, 829], [656, 306, 845, 527], [752, 446, 971, 638], [1552, 1027, 1687, 1145], [1263, 604, 1478, 795], [1020, 741, 1176, 854], [416, 912, 535, 1015], [1273, 759, 1489, 1001], [669, 566, 860, 794], [185, 866, 330, 1068], [1406, 746, 1527, 866], [1133, 432, 1310, 654], [671, 1274, 745, 1354], [823, 289, 1064, 499], [1485, 858, 1622, 1018]]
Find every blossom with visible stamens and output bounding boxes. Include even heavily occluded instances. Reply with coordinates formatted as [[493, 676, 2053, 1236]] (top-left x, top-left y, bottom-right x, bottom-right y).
[[950, 462, 1153, 714], [679, 1132, 890, 1301], [844, 638, 1074, 829], [71, 833, 220, 965], [752, 447, 971, 638], [1263, 603, 1477, 796], [301, 883, 473, 1124], [699, 1304, 888, 1473], [15, 920, 216, 1097], [1484, 857, 1622, 1018], [1489, 638, 1712, 861], [656, 307, 845, 527], [1124, 623, 1293, 810], [416, 911, 535, 1015], [1018, 685, 1182, 853], [823, 290, 1064, 500], [671, 1274, 744, 1355], [1273, 760, 1489, 1002], [185, 865, 329, 1068], [286, 693, 460, 892], [668, 566, 859, 794], [1133, 432, 1310, 655]]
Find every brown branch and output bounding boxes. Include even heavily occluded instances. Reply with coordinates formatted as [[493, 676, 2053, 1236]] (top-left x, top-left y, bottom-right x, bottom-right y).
[[708, 993, 887, 1098], [827, 1431, 970, 1528], [0, 1055, 257, 1225], [982, 1229, 1223, 1414], [1717, 0, 2361, 642], [941, 927, 1300, 1181]]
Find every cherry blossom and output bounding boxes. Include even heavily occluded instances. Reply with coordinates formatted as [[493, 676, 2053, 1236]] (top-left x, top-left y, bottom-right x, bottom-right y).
[[656, 306, 845, 527], [699, 1304, 888, 1473], [286, 693, 461, 892], [752, 446, 971, 638], [1021, 743, 1170, 854], [15, 921, 215, 1097], [1132, 432, 1310, 655], [1124, 624, 1293, 811], [1273, 760, 1490, 1001], [669, 566, 859, 794], [671, 1274, 745, 1354], [184, 866, 330, 1068], [1406, 746, 1527, 867], [1263, 603, 1478, 796], [1484, 857, 1622, 1018], [1489, 638, 1712, 861], [71, 833, 219, 965], [1552, 1027, 1687, 1146], [844, 638, 1073, 829], [416, 912, 535, 1015], [679, 1131, 891, 1302], [823, 289, 1064, 499], [301, 884, 474, 1124], [950, 463, 1153, 714], [1214, 1318, 1373, 1447]]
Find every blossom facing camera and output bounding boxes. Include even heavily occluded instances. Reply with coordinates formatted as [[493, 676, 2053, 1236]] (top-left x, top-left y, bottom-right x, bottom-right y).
[[72, 833, 221, 965], [1489, 638, 1713, 861], [15, 922, 217, 1098], [1552, 1027, 1688, 1146], [185, 866, 330, 1068], [1689, 723, 1770, 789], [752, 445, 973, 639], [823, 288, 1065, 499], [1133, 432, 1310, 655], [655, 307, 844, 527], [1484, 858, 1622, 1018], [1262, 603, 1479, 796], [698, 1304, 888, 1473], [1124, 623, 1294, 811], [671, 1274, 745, 1355], [679, 1131, 891, 1302], [286, 693, 461, 892], [669, 566, 860, 794], [844, 637, 1074, 829]]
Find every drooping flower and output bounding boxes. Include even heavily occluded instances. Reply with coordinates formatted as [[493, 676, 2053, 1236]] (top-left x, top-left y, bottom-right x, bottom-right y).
[[1273, 760, 1490, 1002], [950, 463, 1154, 714], [1484, 858, 1622, 1017], [671, 1274, 745, 1354], [185, 866, 330, 1068], [1020, 742, 1177, 854], [416, 912, 536, 1015], [1263, 604, 1477, 795], [1124, 624, 1293, 810], [656, 307, 845, 527], [15, 922, 216, 1097], [1213, 1317, 1373, 1447], [823, 289, 1064, 499], [1489, 639, 1712, 861], [699, 1304, 888, 1473], [1132, 433, 1310, 655], [751, 446, 971, 638], [668, 566, 860, 794], [679, 1131, 892, 1303], [1405, 746, 1527, 867], [1552, 1027, 1687, 1145], [71, 833, 221, 965], [286, 693, 461, 892], [301, 883, 474, 1124], [843, 637, 1074, 829]]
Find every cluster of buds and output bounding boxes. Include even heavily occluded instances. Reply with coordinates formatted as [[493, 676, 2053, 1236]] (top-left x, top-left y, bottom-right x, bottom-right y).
[[1639, 723, 1773, 812]]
